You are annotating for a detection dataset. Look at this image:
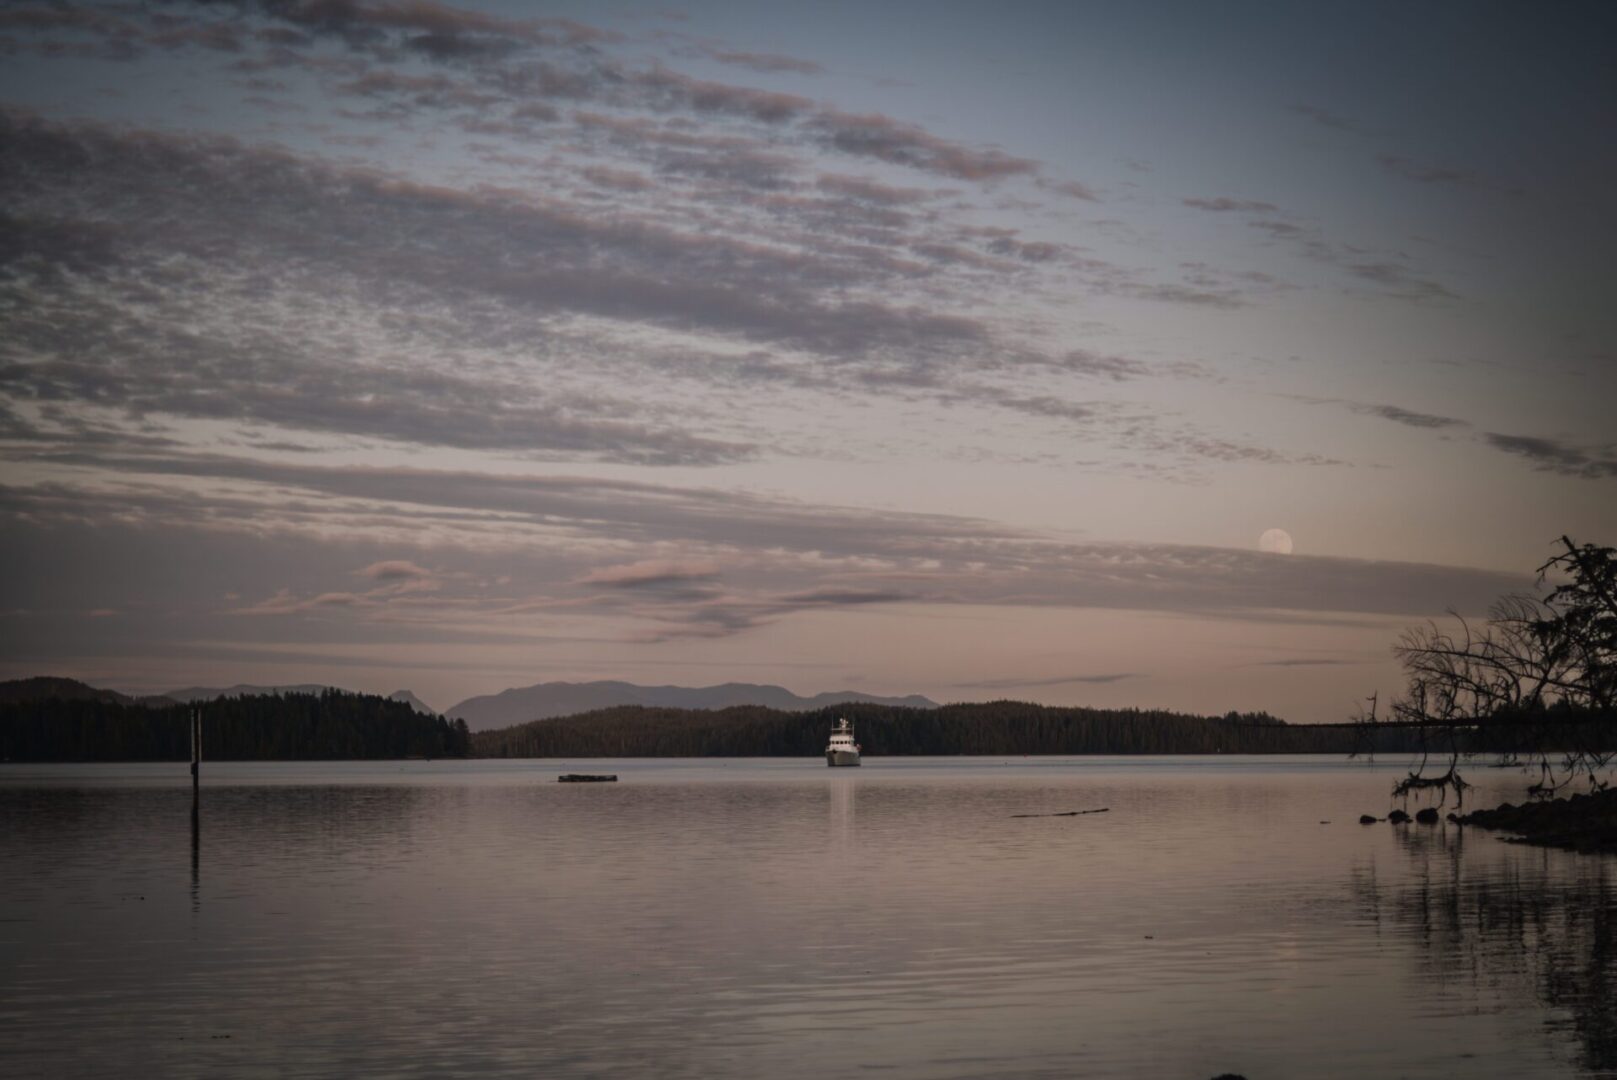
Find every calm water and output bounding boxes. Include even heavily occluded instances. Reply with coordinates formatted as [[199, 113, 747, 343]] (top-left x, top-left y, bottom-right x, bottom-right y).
[[1, 756, 1614, 1079]]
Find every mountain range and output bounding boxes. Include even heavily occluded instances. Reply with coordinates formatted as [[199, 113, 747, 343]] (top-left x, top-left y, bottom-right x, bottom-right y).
[[445, 681, 938, 731]]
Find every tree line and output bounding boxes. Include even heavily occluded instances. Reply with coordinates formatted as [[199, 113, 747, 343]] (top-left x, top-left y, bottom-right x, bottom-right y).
[[470, 700, 1440, 758], [0, 689, 472, 762]]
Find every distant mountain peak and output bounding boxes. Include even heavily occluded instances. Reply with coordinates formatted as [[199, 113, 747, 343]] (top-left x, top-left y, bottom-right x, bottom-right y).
[[446, 679, 937, 731], [389, 690, 438, 715]]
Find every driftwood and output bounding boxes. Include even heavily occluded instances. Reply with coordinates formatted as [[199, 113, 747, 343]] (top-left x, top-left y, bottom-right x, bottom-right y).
[[558, 774, 618, 783], [1010, 807, 1109, 818]]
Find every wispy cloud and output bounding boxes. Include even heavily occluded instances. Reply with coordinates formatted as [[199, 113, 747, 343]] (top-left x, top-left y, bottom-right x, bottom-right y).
[[954, 673, 1142, 689], [238, 589, 375, 616], [1183, 196, 1278, 213], [1291, 104, 1367, 134], [359, 560, 434, 582], [694, 46, 824, 76], [1484, 433, 1617, 479], [580, 560, 722, 588], [1377, 154, 1477, 187], [1244, 217, 1456, 303], [1352, 403, 1467, 430], [1345, 261, 1455, 302], [0, 449, 1533, 629]]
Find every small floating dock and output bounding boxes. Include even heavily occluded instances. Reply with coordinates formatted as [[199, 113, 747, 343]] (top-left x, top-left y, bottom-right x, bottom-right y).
[[558, 774, 618, 783]]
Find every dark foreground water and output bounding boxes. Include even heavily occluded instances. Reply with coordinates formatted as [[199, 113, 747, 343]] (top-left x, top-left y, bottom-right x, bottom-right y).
[[1, 756, 1614, 1079]]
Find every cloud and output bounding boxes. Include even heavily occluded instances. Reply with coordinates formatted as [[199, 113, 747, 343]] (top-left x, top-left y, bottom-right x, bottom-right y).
[[359, 560, 434, 581], [1119, 283, 1248, 309], [579, 559, 722, 588], [631, 65, 816, 123], [626, 586, 915, 642], [8, 1, 1059, 196], [954, 673, 1141, 689], [237, 1, 619, 52], [1244, 216, 1456, 303], [1183, 196, 1278, 213], [0, 321, 755, 467], [0, 111, 1045, 462], [1292, 104, 1365, 133], [1056, 351, 1156, 380], [1484, 433, 1617, 479], [581, 164, 653, 192], [1247, 219, 1306, 239], [0, 112, 1004, 365], [237, 588, 374, 616], [1345, 261, 1456, 302], [1352, 403, 1467, 430], [1377, 154, 1477, 187], [815, 173, 934, 204], [698, 47, 823, 75], [1039, 178, 1101, 202], [4, 108, 1296, 477], [809, 109, 1039, 181], [776, 588, 910, 606], [0, 450, 1532, 622]]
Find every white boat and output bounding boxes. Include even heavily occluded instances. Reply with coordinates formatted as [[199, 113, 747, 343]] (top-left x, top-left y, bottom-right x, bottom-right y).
[[825, 717, 861, 767]]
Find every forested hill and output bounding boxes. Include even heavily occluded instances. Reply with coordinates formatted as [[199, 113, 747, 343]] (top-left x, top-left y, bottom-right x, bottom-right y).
[[471, 701, 1425, 758], [0, 676, 176, 708], [1, 688, 471, 762]]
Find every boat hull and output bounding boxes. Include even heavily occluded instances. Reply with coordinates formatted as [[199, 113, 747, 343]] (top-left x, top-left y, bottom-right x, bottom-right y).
[[826, 750, 861, 767]]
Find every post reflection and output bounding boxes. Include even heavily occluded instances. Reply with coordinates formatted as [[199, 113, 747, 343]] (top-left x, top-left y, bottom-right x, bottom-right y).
[[189, 792, 200, 914], [1353, 827, 1617, 1073]]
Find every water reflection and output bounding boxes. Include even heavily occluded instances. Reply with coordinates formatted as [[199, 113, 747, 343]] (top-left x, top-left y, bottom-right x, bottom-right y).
[[190, 796, 200, 914], [3, 759, 1613, 1079], [827, 772, 857, 849], [1357, 826, 1617, 1075]]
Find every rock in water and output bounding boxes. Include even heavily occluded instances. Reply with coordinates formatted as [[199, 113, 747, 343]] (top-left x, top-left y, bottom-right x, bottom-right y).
[[1458, 789, 1617, 852], [1387, 809, 1411, 824], [1359, 814, 1377, 824], [1415, 807, 1440, 824]]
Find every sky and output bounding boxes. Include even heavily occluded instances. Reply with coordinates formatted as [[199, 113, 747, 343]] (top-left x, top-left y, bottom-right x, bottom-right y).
[[1, 0, 1614, 720]]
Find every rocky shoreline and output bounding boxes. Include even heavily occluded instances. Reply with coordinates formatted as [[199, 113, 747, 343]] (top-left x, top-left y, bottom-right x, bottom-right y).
[[1456, 787, 1617, 853]]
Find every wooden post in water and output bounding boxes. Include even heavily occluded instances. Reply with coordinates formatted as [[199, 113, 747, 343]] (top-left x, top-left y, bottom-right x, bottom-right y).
[[190, 706, 201, 796], [190, 706, 201, 910]]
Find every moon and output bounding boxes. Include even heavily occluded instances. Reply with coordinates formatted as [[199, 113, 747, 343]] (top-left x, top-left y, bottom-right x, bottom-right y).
[[1259, 528, 1294, 555]]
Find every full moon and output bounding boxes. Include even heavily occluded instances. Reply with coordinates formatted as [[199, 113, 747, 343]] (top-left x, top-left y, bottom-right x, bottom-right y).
[[1259, 528, 1294, 555]]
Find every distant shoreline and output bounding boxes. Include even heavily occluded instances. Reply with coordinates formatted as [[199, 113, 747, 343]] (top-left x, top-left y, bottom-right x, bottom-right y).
[[7, 680, 1613, 763]]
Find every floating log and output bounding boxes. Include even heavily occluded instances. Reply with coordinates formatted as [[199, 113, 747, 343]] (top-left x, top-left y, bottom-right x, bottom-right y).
[[558, 774, 618, 783], [1010, 807, 1108, 818]]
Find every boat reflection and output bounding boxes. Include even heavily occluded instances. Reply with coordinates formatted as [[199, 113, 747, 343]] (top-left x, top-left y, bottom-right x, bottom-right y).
[[827, 771, 857, 849]]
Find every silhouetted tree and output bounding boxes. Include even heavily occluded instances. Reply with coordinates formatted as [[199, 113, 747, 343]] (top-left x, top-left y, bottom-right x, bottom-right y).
[[1359, 536, 1617, 803]]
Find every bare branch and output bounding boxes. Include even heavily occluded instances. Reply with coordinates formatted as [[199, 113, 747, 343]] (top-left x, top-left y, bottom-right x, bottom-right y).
[[1359, 537, 1617, 802]]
